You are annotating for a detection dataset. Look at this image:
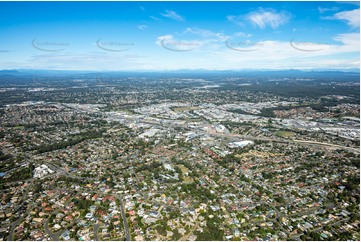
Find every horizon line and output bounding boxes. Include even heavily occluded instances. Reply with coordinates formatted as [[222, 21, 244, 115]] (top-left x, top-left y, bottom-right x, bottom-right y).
[[1, 68, 360, 73]]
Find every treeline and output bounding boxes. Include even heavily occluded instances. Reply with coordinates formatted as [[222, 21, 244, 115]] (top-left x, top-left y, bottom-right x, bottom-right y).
[[0, 164, 34, 184], [0, 150, 12, 162], [180, 182, 216, 201], [171, 157, 192, 170], [237, 81, 360, 100], [216, 147, 254, 167], [174, 166, 183, 181], [259, 98, 357, 118], [221, 120, 256, 129], [194, 214, 224, 240], [36, 129, 105, 153], [343, 174, 359, 192], [135, 161, 162, 173], [56, 176, 83, 184], [73, 198, 93, 211]]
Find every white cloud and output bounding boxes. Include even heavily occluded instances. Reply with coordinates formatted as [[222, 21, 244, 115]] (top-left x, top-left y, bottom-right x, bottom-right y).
[[156, 34, 173, 46], [161, 10, 184, 22], [246, 9, 290, 29], [184, 28, 229, 41], [227, 15, 236, 21], [3, 28, 359, 71], [333, 9, 360, 28], [318, 6, 338, 13], [333, 32, 360, 51], [234, 32, 251, 37], [137, 25, 148, 30], [155, 34, 203, 52], [227, 15, 244, 26], [12, 52, 148, 71], [152, 28, 359, 70], [150, 16, 160, 21], [227, 9, 290, 29], [211, 32, 359, 70], [336, 1, 360, 6]]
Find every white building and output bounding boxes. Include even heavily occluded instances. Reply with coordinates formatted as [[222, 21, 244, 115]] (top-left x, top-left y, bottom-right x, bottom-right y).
[[33, 164, 54, 178], [228, 140, 254, 148], [163, 163, 175, 172]]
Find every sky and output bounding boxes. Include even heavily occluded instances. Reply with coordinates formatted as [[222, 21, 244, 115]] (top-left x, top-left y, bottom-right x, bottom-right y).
[[0, 1, 359, 71]]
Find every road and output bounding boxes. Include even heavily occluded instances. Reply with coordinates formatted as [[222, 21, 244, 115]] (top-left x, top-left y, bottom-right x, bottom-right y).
[[4, 182, 32, 240], [6, 217, 24, 241], [44, 219, 59, 241], [310, 218, 349, 233], [94, 223, 100, 241], [289, 218, 349, 240], [43, 190, 75, 241], [292, 139, 359, 152], [141, 116, 359, 153], [118, 195, 131, 241], [208, 131, 359, 153], [80, 189, 130, 241]]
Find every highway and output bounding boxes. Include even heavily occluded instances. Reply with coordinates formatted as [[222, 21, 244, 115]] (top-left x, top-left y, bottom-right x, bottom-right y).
[[141, 117, 359, 153], [207, 131, 359, 153]]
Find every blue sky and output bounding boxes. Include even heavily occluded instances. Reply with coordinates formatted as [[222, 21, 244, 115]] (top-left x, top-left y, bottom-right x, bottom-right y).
[[0, 1, 359, 71]]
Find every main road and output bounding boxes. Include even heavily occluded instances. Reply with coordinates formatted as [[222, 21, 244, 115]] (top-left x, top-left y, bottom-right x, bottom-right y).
[[141, 117, 359, 153], [207, 131, 359, 153]]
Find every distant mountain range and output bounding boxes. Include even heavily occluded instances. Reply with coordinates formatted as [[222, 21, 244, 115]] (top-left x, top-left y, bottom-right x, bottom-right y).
[[0, 69, 359, 79]]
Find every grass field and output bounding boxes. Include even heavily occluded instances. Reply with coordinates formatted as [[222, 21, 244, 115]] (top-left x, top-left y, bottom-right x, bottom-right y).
[[178, 165, 193, 183], [171, 106, 198, 112], [275, 131, 295, 138]]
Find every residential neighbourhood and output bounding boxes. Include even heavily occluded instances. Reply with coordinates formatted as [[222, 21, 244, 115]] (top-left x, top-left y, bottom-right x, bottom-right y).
[[0, 74, 359, 241]]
